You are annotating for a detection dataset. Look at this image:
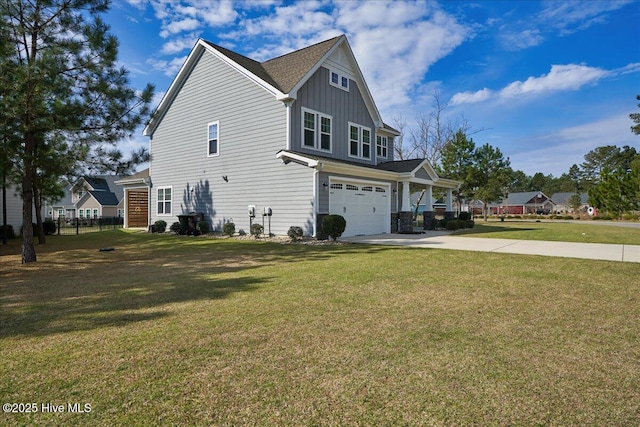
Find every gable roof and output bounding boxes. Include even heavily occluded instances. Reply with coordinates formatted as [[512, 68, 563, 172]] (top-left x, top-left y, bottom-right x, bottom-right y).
[[551, 192, 588, 205], [503, 191, 553, 205], [144, 35, 385, 136], [88, 190, 119, 206]]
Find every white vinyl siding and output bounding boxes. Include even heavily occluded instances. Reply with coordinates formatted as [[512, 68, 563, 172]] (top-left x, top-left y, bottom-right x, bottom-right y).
[[302, 108, 332, 152], [348, 123, 371, 160], [207, 121, 219, 156], [148, 48, 315, 235], [157, 187, 172, 215]]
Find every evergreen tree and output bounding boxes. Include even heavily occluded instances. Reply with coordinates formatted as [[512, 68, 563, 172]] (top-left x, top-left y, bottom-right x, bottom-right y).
[[469, 143, 511, 220], [438, 130, 475, 212], [1, 0, 154, 262], [631, 95, 640, 135]]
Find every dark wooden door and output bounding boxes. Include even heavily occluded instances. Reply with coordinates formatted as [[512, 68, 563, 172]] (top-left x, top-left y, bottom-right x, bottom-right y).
[[127, 190, 148, 227]]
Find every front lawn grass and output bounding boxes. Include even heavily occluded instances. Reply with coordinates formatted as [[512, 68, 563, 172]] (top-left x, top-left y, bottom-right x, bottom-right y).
[[2, 230, 639, 425], [455, 220, 640, 244]]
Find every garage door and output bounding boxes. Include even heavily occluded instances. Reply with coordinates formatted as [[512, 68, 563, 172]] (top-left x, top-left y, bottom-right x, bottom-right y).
[[329, 179, 390, 236]]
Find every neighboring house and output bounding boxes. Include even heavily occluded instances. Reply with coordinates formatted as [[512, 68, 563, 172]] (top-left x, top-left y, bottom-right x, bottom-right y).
[[0, 184, 40, 231], [490, 191, 556, 215], [48, 175, 124, 220], [551, 192, 589, 214], [115, 169, 150, 228], [144, 35, 459, 237]]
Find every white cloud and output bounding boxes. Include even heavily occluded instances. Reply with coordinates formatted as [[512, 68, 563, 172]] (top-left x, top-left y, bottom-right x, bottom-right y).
[[501, 64, 608, 97], [537, 0, 633, 35], [492, 0, 633, 52], [499, 28, 543, 51], [148, 56, 188, 78], [241, 1, 333, 38], [335, 2, 472, 113], [451, 63, 610, 105], [198, 1, 239, 27], [160, 34, 199, 55], [450, 88, 492, 105], [210, 0, 472, 115], [159, 17, 200, 38]]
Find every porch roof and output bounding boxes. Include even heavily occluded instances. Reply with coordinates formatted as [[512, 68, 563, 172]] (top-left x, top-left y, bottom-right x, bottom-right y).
[[276, 151, 460, 189]]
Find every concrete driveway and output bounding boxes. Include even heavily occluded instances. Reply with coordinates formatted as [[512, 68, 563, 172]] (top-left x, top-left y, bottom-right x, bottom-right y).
[[342, 231, 640, 263]]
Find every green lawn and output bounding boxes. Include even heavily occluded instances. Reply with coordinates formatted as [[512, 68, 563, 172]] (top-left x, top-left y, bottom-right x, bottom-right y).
[[1, 230, 639, 426], [455, 220, 640, 244]]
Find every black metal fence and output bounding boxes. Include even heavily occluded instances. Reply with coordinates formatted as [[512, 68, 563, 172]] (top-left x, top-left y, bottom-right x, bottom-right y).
[[55, 217, 124, 235]]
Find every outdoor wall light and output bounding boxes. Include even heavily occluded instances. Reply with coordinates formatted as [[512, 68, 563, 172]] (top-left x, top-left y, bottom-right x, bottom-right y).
[[222, 175, 228, 182]]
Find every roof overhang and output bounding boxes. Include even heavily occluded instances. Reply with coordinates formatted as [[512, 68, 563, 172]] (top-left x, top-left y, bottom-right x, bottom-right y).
[[115, 177, 149, 186], [276, 151, 462, 188], [144, 39, 288, 137]]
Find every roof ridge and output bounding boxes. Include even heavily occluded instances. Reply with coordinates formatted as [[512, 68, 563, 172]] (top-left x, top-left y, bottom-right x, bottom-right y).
[[261, 35, 343, 65]]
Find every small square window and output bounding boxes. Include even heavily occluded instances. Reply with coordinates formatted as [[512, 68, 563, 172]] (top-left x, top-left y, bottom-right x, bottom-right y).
[[331, 72, 339, 84]]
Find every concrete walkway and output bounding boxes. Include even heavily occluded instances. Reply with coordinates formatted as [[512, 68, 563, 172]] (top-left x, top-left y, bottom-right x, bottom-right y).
[[342, 232, 640, 263]]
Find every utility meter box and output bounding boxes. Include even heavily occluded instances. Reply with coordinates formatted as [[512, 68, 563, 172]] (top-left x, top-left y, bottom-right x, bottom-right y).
[[263, 207, 272, 216], [248, 205, 256, 218]]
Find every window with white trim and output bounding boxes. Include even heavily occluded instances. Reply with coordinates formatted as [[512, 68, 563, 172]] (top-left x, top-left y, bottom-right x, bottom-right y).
[[348, 123, 372, 159], [329, 70, 349, 91], [376, 135, 388, 158], [93, 209, 99, 219], [207, 121, 219, 157], [302, 108, 332, 152], [157, 187, 172, 215]]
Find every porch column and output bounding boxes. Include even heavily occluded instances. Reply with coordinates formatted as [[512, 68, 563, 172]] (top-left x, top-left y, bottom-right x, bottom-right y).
[[401, 181, 410, 211], [423, 184, 436, 230], [398, 181, 413, 233], [444, 188, 455, 220]]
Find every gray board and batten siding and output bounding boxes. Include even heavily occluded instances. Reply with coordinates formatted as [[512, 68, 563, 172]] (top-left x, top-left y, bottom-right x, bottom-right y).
[[149, 47, 316, 235], [291, 66, 386, 166]]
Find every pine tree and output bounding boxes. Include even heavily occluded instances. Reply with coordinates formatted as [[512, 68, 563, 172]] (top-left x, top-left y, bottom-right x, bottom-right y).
[[1, 0, 154, 262]]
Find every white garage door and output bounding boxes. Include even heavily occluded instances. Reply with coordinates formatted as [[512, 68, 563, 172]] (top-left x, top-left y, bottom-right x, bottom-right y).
[[329, 179, 390, 236]]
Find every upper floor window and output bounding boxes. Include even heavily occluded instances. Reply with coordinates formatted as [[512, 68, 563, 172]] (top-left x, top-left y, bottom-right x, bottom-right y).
[[207, 121, 219, 157], [329, 70, 349, 91], [376, 135, 388, 158], [302, 108, 332, 152], [157, 186, 172, 216], [349, 123, 371, 160]]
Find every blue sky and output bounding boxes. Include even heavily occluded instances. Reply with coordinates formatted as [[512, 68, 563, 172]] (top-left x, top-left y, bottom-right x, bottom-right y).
[[105, 0, 639, 176]]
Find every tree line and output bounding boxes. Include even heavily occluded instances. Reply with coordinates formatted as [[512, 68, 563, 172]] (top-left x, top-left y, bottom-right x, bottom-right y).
[[395, 93, 640, 219]]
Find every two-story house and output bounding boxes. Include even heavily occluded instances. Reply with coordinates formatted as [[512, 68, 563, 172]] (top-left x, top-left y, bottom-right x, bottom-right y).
[[48, 176, 124, 221], [144, 35, 459, 237]]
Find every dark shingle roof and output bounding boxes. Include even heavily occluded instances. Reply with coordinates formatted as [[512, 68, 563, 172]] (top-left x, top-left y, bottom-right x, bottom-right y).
[[375, 158, 425, 173], [203, 36, 343, 94], [89, 190, 119, 206], [84, 177, 110, 191]]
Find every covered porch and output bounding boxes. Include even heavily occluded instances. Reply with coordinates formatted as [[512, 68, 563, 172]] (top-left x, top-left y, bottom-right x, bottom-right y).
[[377, 158, 460, 233]]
